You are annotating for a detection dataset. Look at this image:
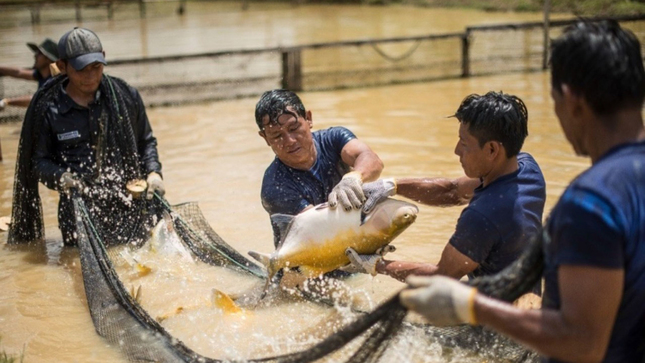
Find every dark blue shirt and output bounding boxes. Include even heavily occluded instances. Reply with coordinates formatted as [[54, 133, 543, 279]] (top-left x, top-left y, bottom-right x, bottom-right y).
[[32, 79, 161, 191], [261, 126, 355, 246], [543, 141, 645, 363], [33, 69, 50, 88], [449, 152, 546, 294]]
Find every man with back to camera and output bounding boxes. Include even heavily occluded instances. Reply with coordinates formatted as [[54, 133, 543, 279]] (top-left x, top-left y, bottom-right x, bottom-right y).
[[399, 20, 645, 363], [9, 27, 165, 246], [255, 89, 384, 248], [0, 38, 59, 110], [342, 91, 546, 297]]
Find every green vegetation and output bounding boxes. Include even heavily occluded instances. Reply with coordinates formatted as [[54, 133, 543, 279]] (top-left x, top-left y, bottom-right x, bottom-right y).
[[0, 338, 24, 363]]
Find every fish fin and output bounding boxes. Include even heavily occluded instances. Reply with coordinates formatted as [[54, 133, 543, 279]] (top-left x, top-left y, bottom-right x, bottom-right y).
[[248, 251, 271, 267], [270, 213, 295, 248], [315, 203, 329, 210], [212, 289, 243, 313], [360, 210, 367, 226], [298, 266, 328, 278]]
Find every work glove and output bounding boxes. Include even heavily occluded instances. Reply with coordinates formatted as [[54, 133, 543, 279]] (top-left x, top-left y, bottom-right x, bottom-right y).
[[146, 172, 165, 200], [400, 275, 478, 326], [328, 171, 365, 211], [339, 245, 395, 276], [59, 172, 84, 193], [0, 98, 6, 111], [362, 178, 397, 214]]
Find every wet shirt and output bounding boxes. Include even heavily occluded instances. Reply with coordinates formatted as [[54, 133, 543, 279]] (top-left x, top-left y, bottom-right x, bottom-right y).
[[33, 69, 50, 88], [543, 141, 645, 363], [449, 152, 546, 294], [32, 79, 161, 191], [261, 127, 355, 245]]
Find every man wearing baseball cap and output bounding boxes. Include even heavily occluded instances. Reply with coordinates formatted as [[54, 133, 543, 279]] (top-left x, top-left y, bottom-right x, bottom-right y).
[[9, 27, 165, 247], [0, 38, 59, 110]]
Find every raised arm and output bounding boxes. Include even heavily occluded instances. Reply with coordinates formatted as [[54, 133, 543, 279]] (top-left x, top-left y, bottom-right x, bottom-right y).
[[340, 138, 383, 182], [0, 66, 36, 81]]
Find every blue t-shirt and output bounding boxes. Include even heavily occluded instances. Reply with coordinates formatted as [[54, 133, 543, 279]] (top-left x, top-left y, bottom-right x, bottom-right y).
[[33, 69, 50, 88], [449, 152, 546, 294], [543, 141, 645, 363], [261, 126, 355, 245]]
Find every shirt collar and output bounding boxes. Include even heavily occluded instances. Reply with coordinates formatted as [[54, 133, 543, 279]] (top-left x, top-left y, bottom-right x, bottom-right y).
[[57, 81, 101, 114]]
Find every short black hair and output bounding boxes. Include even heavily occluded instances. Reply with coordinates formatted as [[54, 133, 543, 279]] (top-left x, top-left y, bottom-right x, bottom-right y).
[[255, 89, 306, 130], [454, 91, 528, 158], [551, 20, 645, 116]]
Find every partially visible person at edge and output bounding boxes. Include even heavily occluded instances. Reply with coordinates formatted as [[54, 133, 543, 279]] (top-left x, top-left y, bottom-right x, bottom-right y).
[[255, 89, 383, 248], [399, 20, 645, 363], [8, 27, 164, 247], [0, 38, 59, 110], [341, 91, 546, 297]]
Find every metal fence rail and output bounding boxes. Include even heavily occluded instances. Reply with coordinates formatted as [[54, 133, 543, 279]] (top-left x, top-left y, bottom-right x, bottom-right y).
[[2, 15, 645, 123]]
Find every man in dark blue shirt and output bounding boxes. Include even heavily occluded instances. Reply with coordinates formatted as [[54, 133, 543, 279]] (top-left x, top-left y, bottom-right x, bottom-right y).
[[342, 92, 545, 296], [400, 20, 645, 363], [0, 38, 59, 110], [256, 89, 384, 247]]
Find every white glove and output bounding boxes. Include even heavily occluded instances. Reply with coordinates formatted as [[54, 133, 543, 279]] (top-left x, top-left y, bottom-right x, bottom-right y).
[[59, 172, 84, 193], [0, 99, 6, 111], [362, 178, 397, 213], [400, 275, 478, 326], [145, 172, 165, 200], [339, 245, 395, 276], [329, 171, 365, 211]]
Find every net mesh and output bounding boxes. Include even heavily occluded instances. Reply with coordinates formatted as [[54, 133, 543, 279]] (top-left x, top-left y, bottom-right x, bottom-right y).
[[72, 190, 541, 363]]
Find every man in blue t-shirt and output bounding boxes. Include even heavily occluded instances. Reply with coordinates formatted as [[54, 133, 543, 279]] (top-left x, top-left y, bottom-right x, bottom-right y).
[[399, 20, 645, 363], [0, 38, 59, 110], [342, 92, 545, 296], [256, 89, 384, 247]]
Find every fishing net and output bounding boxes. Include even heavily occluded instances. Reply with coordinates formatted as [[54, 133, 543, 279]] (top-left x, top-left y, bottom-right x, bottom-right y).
[[71, 187, 542, 363]]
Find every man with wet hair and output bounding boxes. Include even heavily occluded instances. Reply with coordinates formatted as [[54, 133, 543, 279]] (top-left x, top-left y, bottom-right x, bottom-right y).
[[343, 91, 545, 295], [0, 38, 59, 110], [399, 20, 645, 363], [256, 89, 383, 247], [9, 27, 164, 246]]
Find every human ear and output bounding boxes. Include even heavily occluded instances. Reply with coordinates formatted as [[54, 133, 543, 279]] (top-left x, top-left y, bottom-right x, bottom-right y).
[[258, 130, 270, 146], [55, 60, 67, 75], [305, 110, 313, 128]]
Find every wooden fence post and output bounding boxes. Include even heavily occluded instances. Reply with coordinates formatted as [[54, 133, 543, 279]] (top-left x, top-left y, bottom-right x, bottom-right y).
[[75, 0, 82, 22], [139, 0, 146, 18], [461, 30, 470, 77], [282, 49, 303, 91]]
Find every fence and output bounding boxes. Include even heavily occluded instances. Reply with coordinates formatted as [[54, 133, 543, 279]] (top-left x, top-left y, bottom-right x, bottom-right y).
[[2, 14, 645, 123]]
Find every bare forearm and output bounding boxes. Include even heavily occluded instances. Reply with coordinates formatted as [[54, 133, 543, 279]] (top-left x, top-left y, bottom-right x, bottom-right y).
[[475, 296, 606, 362], [4, 95, 33, 108], [353, 151, 383, 182], [396, 177, 463, 206], [377, 260, 439, 282], [0, 66, 34, 80]]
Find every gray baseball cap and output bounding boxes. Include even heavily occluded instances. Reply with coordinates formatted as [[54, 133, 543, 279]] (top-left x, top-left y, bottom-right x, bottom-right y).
[[57, 27, 107, 70]]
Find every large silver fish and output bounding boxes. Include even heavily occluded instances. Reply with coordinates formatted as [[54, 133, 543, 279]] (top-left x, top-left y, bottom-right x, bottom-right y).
[[249, 198, 418, 283]]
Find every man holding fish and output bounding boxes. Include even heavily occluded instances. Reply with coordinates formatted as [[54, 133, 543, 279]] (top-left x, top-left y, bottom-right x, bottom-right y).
[[399, 20, 645, 363], [344, 91, 546, 295], [255, 89, 384, 247]]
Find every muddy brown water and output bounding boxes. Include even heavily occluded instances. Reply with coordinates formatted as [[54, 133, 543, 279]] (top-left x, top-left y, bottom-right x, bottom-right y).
[[0, 3, 587, 362]]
